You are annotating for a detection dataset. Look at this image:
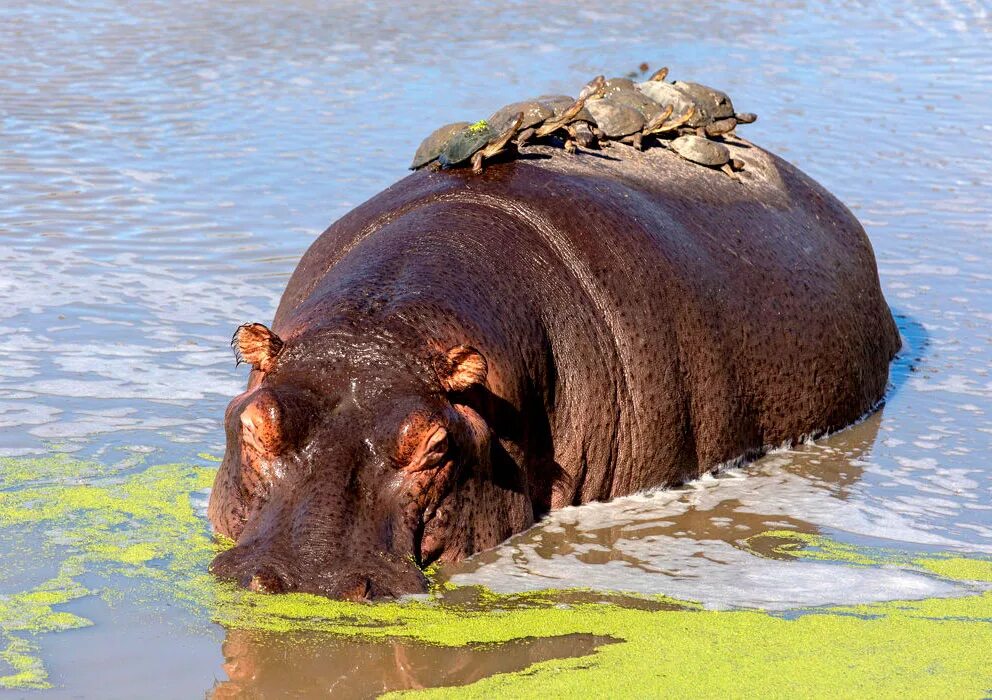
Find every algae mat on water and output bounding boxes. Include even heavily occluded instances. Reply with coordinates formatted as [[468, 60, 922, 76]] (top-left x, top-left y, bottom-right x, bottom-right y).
[[1, 454, 991, 697]]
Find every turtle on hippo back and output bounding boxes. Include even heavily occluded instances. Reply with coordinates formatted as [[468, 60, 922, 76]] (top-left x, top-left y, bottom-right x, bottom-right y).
[[410, 65, 758, 177], [411, 116, 523, 174]]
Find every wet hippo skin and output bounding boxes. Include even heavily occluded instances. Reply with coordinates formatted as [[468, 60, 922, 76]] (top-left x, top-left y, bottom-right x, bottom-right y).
[[208, 138, 900, 600]]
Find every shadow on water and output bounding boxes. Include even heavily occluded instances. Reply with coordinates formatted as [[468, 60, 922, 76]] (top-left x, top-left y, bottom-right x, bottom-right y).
[[887, 308, 929, 401], [210, 630, 616, 699]]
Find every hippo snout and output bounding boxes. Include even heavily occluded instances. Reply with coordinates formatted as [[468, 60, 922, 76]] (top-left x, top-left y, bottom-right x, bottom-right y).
[[209, 545, 429, 601]]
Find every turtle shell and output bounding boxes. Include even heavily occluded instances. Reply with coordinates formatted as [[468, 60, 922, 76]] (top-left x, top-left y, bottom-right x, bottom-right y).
[[673, 81, 735, 121], [438, 123, 496, 167], [411, 121, 471, 169], [533, 94, 596, 125], [489, 101, 553, 133], [605, 88, 666, 122], [586, 99, 645, 138], [635, 81, 701, 126], [532, 94, 573, 106], [545, 95, 596, 124], [602, 77, 637, 97], [669, 134, 731, 166]]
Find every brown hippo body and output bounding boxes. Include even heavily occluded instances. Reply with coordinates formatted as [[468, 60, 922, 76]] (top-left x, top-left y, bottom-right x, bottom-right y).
[[209, 138, 900, 599]]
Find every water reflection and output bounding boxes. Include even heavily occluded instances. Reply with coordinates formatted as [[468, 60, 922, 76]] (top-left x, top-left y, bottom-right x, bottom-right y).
[[211, 629, 613, 699]]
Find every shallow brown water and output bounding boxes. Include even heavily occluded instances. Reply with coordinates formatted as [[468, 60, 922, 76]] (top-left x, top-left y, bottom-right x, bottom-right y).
[[1, 0, 990, 697]]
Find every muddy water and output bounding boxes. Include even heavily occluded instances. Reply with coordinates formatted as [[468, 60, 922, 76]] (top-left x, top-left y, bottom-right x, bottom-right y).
[[1, 0, 990, 697]]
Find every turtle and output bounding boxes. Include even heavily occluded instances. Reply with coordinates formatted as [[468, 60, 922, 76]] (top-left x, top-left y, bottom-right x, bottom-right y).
[[585, 99, 646, 146], [605, 85, 668, 123], [673, 81, 735, 122], [488, 101, 553, 135], [635, 80, 700, 126], [470, 112, 523, 173], [515, 76, 605, 149], [637, 78, 757, 140], [588, 74, 699, 150], [438, 120, 496, 168], [522, 93, 598, 148], [435, 114, 524, 173], [601, 77, 637, 97], [410, 121, 471, 169], [668, 134, 741, 179]]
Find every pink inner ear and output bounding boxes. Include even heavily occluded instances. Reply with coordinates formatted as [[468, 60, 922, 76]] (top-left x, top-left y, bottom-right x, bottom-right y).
[[440, 345, 487, 392], [233, 323, 284, 373]]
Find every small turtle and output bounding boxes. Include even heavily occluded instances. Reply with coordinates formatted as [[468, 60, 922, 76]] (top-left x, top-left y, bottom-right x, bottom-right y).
[[528, 94, 599, 149], [635, 80, 699, 125], [673, 81, 736, 122], [568, 121, 596, 149], [470, 112, 523, 173], [605, 85, 667, 123], [585, 99, 645, 144], [438, 120, 496, 168], [602, 77, 637, 97], [527, 76, 605, 146], [669, 134, 739, 179], [703, 117, 738, 137], [411, 121, 471, 169], [437, 114, 524, 173], [488, 101, 553, 134], [670, 134, 730, 166], [643, 104, 695, 136]]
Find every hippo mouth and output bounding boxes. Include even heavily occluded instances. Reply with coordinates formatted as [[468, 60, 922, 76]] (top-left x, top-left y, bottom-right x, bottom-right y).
[[209, 544, 431, 601]]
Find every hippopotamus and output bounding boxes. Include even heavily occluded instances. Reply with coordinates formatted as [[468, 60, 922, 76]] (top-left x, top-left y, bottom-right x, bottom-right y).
[[207, 137, 900, 600]]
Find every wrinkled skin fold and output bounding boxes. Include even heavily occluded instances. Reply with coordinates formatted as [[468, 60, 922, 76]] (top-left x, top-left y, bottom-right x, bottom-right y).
[[208, 138, 900, 600]]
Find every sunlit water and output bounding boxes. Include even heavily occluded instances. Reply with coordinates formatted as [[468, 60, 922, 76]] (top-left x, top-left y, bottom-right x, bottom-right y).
[[1, 0, 990, 697]]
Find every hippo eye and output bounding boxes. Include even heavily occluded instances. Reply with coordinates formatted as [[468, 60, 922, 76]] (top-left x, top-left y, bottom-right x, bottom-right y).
[[422, 428, 448, 464], [403, 426, 448, 472]]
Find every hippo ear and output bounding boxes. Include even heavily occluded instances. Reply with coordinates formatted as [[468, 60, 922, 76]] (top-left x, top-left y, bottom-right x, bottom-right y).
[[436, 345, 488, 392], [232, 323, 284, 373]]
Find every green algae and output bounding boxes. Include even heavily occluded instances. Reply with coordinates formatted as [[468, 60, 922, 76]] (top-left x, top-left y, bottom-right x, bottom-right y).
[[468, 119, 489, 133], [2, 453, 992, 697], [744, 529, 881, 566], [0, 455, 216, 688], [916, 556, 992, 583]]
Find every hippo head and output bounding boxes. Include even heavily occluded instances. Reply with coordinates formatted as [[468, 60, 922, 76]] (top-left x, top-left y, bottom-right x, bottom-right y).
[[207, 322, 533, 600]]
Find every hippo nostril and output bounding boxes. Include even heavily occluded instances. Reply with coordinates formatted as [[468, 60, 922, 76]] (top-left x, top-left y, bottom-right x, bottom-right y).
[[243, 566, 289, 594], [339, 577, 376, 602]]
